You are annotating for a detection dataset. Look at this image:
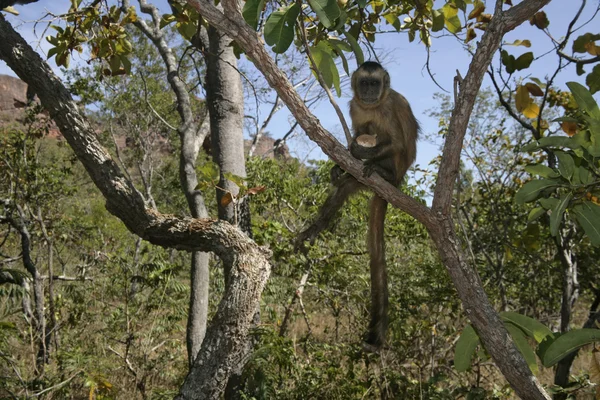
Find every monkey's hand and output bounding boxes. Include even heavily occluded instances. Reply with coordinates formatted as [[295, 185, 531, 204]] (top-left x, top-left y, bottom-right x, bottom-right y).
[[362, 162, 395, 183], [350, 137, 379, 160]]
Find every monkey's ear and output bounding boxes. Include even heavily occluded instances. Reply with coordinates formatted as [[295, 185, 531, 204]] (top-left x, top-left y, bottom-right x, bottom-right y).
[[384, 71, 390, 88]]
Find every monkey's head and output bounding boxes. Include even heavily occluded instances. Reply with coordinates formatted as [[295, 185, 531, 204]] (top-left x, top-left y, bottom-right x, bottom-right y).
[[351, 61, 390, 106]]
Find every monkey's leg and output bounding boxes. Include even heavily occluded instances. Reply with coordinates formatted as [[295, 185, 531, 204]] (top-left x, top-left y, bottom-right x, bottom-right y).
[[363, 194, 389, 351], [295, 175, 364, 249]]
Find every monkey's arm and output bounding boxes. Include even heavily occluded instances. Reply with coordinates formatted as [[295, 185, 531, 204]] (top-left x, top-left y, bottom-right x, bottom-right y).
[[350, 137, 393, 162], [349, 139, 396, 183]]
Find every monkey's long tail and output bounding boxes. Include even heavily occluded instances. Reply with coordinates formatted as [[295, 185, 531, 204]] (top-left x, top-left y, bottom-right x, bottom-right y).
[[364, 194, 389, 350]]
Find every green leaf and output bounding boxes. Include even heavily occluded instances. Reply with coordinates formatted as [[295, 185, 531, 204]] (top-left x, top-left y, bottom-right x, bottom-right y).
[[515, 179, 559, 204], [342, 30, 364, 66], [527, 207, 546, 222], [310, 42, 341, 96], [514, 52, 534, 71], [541, 328, 600, 367], [572, 202, 600, 246], [586, 64, 600, 95], [307, 0, 341, 29], [521, 135, 585, 152], [325, 39, 350, 76], [264, 3, 300, 54], [500, 312, 554, 343], [454, 324, 480, 372], [572, 33, 600, 54], [242, 0, 266, 30], [579, 166, 593, 185], [160, 14, 176, 29], [567, 81, 600, 120], [539, 197, 559, 210], [524, 164, 559, 178], [431, 9, 445, 32], [555, 151, 575, 181], [506, 323, 538, 373], [501, 50, 516, 74], [550, 193, 572, 237]]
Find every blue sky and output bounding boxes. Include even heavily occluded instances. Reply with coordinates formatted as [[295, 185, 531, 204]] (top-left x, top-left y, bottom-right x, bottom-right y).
[[1, 0, 598, 172]]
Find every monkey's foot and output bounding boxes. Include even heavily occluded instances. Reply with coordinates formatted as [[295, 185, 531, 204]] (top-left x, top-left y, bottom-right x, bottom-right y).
[[293, 228, 317, 254], [362, 164, 394, 183], [361, 340, 384, 354]]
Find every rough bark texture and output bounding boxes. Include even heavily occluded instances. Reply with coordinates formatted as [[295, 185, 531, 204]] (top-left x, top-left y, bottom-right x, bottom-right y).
[[201, 26, 248, 232], [0, 16, 271, 396], [185, 0, 552, 398], [196, 17, 253, 397]]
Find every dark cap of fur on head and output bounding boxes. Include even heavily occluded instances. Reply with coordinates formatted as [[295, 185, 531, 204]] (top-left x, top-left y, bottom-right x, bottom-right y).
[[358, 61, 384, 72]]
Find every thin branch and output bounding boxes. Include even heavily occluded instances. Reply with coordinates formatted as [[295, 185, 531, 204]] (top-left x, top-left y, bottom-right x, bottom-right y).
[[139, 71, 177, 131]]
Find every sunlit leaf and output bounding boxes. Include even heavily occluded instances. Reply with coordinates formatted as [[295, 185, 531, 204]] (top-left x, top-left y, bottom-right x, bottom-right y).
[[523, 103, 540, 119], [515, 85, 531, 112], [505, 39, 532, 47], [442, 3, 461, 34], [501, 312, 554, 343], [467, 0, 485, 20]]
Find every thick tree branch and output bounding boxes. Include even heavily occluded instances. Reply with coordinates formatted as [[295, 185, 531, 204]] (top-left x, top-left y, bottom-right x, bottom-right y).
[[0, 17, 270, 395]]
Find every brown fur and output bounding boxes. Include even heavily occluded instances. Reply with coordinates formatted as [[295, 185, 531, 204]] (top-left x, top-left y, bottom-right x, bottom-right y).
[[296, 62, 419, 350]]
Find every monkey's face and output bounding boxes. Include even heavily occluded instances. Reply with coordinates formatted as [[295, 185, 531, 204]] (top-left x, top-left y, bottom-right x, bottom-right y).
[[357, 76, 384, 104], [352, 62, 390, 105]]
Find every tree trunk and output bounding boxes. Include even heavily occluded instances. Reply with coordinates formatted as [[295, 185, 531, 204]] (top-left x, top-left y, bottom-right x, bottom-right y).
[[198, 21, 254, 398], [202, 26, 251, 240]]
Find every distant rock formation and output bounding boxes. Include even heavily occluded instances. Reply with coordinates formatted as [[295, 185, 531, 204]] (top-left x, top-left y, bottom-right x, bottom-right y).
[[0, 74, 28, 116], [0, 74, 292, 160]]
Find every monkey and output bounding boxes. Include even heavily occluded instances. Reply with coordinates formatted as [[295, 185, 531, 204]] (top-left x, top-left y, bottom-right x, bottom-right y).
[[296, 61, 419, 351]]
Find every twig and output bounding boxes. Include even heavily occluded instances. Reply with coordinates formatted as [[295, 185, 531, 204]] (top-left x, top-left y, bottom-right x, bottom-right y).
[[32, 370, 82, 397]]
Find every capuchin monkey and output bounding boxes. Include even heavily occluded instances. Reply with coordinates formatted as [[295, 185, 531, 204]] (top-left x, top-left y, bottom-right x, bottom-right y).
[[296, 61, 419, 351]]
